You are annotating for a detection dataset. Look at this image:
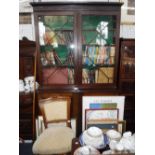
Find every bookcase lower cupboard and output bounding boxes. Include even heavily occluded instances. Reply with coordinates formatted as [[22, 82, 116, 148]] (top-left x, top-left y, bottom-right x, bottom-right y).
[[30, 2, 135, 136]]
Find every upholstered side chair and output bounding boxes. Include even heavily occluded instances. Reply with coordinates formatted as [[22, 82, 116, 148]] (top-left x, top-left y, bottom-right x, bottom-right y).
[[32, 96, 75, 155]]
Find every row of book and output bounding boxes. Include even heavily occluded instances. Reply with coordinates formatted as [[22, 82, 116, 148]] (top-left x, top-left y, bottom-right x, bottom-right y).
[[82, 67, 114, 84], [41, 50, 74, 66], [82, 45, 115, 66]]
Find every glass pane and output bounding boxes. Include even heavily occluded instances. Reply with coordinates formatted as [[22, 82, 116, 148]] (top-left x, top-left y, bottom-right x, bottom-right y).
[[38, 16, 74, 85], [121, 44, 135, 78], [82, 15, 116, 84]]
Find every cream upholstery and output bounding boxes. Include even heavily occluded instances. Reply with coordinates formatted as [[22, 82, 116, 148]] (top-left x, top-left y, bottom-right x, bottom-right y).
[[39, 98, 52, 115], [43, 100, 67, 121], [33, 126, 74, 154]]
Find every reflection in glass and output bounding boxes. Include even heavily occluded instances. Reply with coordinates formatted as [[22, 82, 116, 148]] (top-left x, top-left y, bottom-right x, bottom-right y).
[[38, 16, 74, 85], [96, 21, 108, 46], [82, 15, 116, 84]]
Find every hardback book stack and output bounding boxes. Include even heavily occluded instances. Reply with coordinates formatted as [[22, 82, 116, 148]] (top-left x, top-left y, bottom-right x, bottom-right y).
[[82, 45, 115, 66]]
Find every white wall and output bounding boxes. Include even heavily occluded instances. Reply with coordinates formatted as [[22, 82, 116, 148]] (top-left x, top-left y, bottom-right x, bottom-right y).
[[19, 24, 35, 40], [120, 25, 135, 38], [19, 13, 35, 40]]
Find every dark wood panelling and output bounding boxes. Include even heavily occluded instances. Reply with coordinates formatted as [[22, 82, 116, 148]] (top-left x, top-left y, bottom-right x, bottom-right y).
[[19, 40, 36, 140], [119, 39, 135, 133]]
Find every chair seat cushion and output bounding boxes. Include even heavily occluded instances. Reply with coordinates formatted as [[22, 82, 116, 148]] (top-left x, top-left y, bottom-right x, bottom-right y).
[[32, 126, 74, 154]]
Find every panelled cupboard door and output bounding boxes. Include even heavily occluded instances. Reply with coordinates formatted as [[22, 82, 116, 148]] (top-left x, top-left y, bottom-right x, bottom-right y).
[[31, 2, 123, 92], [120, 39, 135, 79], [119, 39, 135, 95]]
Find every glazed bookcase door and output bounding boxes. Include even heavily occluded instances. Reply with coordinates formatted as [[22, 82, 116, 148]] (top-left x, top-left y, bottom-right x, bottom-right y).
[[81, 14, 118, 85], [120, 40, 135, 79], [38, 15, 75, 85]]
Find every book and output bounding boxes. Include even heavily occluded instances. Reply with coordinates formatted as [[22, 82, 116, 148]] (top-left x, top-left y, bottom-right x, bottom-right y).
[[68, 69, 74, 84], [110, 46, 115, 57], [82, 69, 89, 83]]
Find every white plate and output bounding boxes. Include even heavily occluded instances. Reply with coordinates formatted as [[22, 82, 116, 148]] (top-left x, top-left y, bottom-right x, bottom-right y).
[[79, 133, 109, 149], [106, 130, 121, 141], [74, 145, 100, 155]]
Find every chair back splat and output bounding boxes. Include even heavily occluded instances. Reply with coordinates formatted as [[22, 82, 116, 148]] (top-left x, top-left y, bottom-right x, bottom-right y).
[[39, 96, 71, 128]]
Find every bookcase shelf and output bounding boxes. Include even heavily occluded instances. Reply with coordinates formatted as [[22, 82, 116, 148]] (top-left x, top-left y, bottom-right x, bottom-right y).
[[83, 64, 115, 68], [82, 29, 116, 31], [42, 64, 74, 68], [82, 44, 116, 46], [54, 29, 73, 31]]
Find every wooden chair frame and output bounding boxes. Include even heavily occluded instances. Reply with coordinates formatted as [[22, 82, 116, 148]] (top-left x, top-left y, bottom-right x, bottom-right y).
[[39, 96, 71, 128]]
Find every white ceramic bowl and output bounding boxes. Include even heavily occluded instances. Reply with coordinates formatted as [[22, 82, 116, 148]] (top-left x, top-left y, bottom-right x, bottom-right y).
[[109, 140, 117, 151], [106, 130, 121, 141], [123, 131, 132, 138], [74, 145, 100, 155], [119, 134, 135, 153], [82, 127, 105, 149], [87, 126, 103, 137]]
